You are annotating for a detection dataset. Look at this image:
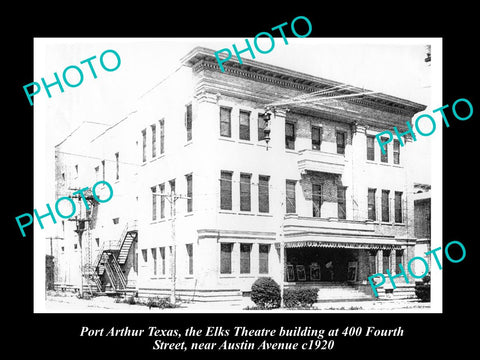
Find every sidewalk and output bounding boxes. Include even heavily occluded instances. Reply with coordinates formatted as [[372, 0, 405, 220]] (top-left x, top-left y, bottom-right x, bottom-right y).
[[43, 292, 431, 313]]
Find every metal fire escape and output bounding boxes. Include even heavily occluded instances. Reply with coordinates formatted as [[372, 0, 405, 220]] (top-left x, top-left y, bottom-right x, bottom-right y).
[[92, 222, 138, 293]]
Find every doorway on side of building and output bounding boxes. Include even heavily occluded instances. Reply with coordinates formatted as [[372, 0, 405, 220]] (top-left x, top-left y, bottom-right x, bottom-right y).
[[285, 247, 358, 283]]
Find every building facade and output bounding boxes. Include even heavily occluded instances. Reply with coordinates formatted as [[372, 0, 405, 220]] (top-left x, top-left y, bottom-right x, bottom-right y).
[[52, 47, 427, 302]]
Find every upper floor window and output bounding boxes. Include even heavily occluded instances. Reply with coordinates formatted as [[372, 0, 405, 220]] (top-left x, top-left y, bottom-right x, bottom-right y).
[[185, 104, 192, 142], [220, 171, 233, 210], [312, 126, 322, 150], [169, 179, 176, 195], [186, 174, 193, 213], [240, 173, 252, 212], [394, 191, 403, 223], [380, 137, 388, 163], [286, 180, 296, 214], [151, 186, 157, 221], [368, 188, 376, 221], [367, 135, 375, 161], [336, 131, 346, 155], [159, 183, 165, 219], [151, 123, 157, 158], [220, 107, 232, 137], [312, 184, 322, 217], [141, 129, 147, 162], [393, 139, 400, 164], [159, 119, 165, 155], [337, 186, 346, 220], [239, 110, 250, 141], [258, 113, 266, 141], [258, 175, 270, 213], [382, 190, 390, 222], [285, 121, 295, 150]]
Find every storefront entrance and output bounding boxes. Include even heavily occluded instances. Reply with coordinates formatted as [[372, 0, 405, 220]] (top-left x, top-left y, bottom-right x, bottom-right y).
[[285, 247, 358, 283]]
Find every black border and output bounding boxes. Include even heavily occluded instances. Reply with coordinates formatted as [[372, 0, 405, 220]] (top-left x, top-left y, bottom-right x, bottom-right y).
[[8, 6, 478, 356]]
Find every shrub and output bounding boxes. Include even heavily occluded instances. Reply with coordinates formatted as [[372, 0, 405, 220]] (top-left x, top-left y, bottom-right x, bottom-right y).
[[251, 277, 281, 309], [415, 273, 431, 302], [114, 295, 136, 304], [283, 287, 318, 308], [146, 296, 179, 309]]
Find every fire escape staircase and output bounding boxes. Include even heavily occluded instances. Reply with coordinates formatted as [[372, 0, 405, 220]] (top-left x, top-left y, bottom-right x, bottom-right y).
[[93, 223, 138, 293]]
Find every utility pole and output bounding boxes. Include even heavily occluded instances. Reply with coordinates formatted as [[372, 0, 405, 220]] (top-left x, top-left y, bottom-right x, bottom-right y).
[[155, 192, 191, 305]]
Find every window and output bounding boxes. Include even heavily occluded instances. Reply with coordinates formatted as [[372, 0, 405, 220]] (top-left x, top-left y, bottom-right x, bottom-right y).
[[160, 183, 165, 219], [240, 243, 252, 274], [220, 171, 233, 210], [337, 186, 346, 220], [368, 188, 376, 221], [113, 217, 119, 225], [368, 250, 377, 275], [382, 190, 390, 222], [169, 179, 176, 195], [220, 243, 233, 274], [239, 110, 250, 141], [393, 139, 400, 164], [142, 249, 147, 263], [395, 250, 404, 274], [220, 107, 232, 137], [151, 123, 157, 157], [336, 131, 346, 154], [258, 113, 266, 141], [94, 166, 99, 181], [151, 248, 157, 276], [74, 244, 78, 250], [240, 173, 251, 211], [186, 174, 193, 213], [286, 180, 296, 213], [62, 172, 65, 181], [312, 184, 322, 217], [285, 121, 295, 149], [367, 135, 375, 161], [258, 175, 270, 213], [101, 160, 105, 181], [312, 126, 322, 150], [74, 164, 79, 178], [141, 129, 146, 162], [395, 191, 403, 223], [259, 244, 269, 274], [151, 186, 157, 221], [381, 137, 388, 163], [159, 119, 165, 154], [383, 250, 391, 273], [186, 244, 193, 275], [159, 247, 166, 275], [115, 152, 119, 180], [185, 104, 192, 142]]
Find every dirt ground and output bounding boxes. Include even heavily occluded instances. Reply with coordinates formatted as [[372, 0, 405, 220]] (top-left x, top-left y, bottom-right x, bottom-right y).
[[43, 291, 431, 313]]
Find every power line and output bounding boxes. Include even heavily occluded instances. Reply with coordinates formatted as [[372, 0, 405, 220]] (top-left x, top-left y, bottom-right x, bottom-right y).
[[56, 150, 142, 167]]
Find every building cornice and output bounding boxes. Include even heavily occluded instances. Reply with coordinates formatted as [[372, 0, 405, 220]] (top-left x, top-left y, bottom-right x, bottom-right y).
[[182, 47, 426, 118]]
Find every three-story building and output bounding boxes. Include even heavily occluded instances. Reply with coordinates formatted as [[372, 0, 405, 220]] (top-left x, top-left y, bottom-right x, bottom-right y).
[[53, 47, 426, 302]]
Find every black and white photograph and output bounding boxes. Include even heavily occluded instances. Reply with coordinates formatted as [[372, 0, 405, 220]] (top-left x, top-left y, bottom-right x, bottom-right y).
[[32, 38, 441, 313], [8, 8, 477, 356]]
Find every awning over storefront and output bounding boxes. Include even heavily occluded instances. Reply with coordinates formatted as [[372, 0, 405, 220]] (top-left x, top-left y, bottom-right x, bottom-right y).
[[278, 239, 402, 250]]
